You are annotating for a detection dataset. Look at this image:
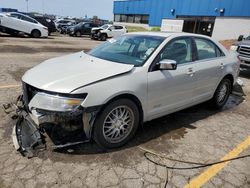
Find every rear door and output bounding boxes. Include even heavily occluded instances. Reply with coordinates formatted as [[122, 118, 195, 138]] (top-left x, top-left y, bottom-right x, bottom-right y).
[[19, 15, 38, 34], [191, 37, 226, 102]]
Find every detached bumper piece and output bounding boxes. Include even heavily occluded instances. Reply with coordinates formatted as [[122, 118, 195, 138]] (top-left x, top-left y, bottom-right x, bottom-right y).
[[13, 110, 45, 158]]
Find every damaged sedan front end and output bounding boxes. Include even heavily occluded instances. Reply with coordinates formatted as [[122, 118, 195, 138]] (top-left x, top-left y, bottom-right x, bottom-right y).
[[12, 83, 100, 157], [9, 49, 135, 157]]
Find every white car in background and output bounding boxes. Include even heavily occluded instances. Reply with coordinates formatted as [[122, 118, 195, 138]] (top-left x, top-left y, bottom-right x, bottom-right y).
[[91, 24, 127, 41], [0, 12, 48, 38], [14, 32, 239, 156]]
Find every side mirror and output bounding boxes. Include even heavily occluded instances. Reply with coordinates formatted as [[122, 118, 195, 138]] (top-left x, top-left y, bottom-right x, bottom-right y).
[[238, 35, 244, 41], [158, 59, 177, 70]]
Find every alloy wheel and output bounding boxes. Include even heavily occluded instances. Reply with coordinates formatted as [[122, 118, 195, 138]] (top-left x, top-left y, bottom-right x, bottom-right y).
[[102, 106, 134, 144]]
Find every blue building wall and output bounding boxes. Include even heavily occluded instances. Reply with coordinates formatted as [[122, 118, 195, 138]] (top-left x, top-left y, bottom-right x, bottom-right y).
[[114, 0, 250, 26]]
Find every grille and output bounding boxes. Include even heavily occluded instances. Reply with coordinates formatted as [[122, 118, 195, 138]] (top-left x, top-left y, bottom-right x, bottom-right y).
[[238, 45, 250, 58]]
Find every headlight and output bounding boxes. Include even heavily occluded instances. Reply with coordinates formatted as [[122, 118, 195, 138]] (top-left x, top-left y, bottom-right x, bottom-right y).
[[230, 45, 238, 51], [70, 28, 74, 31], [29, 92, 87, 112]]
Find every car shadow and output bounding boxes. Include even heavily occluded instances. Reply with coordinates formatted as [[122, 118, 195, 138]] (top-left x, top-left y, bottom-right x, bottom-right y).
[[0, 32, 54, 39], [51, 91, 245, 157]]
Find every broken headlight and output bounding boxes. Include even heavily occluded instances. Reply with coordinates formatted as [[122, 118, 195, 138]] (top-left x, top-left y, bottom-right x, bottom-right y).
[[29, 92, 87, 112], [230, 45, 238, 51]]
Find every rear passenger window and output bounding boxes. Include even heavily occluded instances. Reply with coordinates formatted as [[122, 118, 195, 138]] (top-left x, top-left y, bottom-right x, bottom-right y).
[[195, 38, 224, 60], [21, 16, 37, 23]]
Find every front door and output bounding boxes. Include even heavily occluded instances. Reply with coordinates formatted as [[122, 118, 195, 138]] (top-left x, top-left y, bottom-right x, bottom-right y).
[[4, 13, 23, 32], [82, 23, 91, 35], [147, 37, 197, 120]]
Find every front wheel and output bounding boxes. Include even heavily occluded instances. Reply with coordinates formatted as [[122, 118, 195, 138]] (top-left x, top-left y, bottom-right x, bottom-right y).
[[75, 31, 81, 37], [100, 34, 107, 41], [211, 78, 232, 109], [31, 30, 41, 38], [93, 99, 139, 149]]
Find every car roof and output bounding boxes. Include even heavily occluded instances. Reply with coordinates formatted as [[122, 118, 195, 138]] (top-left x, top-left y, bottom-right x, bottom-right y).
[[7, 12, 25, 16], [126, 31, 212, 39]]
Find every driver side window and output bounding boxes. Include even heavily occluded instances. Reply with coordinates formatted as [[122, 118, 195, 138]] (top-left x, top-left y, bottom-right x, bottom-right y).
[[84, 23, 90, 28], [159, 38, 193, 65]]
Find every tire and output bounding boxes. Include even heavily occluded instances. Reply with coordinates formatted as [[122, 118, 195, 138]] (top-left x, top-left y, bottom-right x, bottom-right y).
[[10, 31, 19, 37], [100, 33, 107, 41], [31, 30, 41, 38], [93, 99, 140, 149], [211, 78, 232, 109], [75, 31, 81, 37]]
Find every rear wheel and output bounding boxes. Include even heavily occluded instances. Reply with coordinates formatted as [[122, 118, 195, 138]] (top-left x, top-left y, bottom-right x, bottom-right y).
[[211, 78, 232, 109], [31, 30, 41, 38], [93, 99, 139, 149]]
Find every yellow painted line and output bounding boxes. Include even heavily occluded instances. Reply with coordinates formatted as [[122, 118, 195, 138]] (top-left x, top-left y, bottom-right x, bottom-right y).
[[0, 84, 21, 89], [184, 136, 250, 188]]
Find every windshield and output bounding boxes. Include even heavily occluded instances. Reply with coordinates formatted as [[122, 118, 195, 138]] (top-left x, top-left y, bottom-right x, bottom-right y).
[[76, 22, 84, 27], [246, 36, 250, 40], [101, 24, 109, 29], [88, 35, 165, 66]]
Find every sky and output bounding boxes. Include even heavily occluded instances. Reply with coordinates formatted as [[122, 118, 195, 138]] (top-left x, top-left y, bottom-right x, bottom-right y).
[[1, 0, 115, 20]]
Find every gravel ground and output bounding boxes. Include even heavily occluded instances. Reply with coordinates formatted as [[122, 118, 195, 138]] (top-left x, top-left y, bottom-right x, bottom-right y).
[[0, 34, 250, 188]]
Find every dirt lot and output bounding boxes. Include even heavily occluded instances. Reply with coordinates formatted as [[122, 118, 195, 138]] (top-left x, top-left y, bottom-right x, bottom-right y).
[[0, 34, 250, 188]]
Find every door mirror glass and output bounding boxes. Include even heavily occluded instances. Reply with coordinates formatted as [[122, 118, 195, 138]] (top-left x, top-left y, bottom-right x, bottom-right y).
[[158, 59, 177, 70]]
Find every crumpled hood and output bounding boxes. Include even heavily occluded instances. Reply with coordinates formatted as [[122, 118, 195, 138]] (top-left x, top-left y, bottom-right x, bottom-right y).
[[22, 51, 134, 93], [92, 27, 103, 31]]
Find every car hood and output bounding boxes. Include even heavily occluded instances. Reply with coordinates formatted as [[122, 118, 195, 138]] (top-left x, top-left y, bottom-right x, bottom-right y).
[[234, 40, 250, 46], [22, 51, 134, 93], [92, 27, 103, 31]]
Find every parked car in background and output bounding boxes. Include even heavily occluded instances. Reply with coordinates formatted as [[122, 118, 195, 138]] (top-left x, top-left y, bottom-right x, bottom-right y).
[[230, 35, 250, 69], [55, 19, 76, 32], [15, 32, 239, 155], [69, 22, 99, 37], [0, 12, 48, 38], [30, 14, 56, 35], [91, 24, 127, 41]]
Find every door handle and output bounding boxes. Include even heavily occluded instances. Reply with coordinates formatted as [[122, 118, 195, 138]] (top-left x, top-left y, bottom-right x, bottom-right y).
[[220, 63, 224, 69], [187, 68, 195, 76]]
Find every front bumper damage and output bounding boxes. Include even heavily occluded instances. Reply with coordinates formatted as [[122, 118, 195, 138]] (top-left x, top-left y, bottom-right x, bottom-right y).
[[5, 95, 100, 158]]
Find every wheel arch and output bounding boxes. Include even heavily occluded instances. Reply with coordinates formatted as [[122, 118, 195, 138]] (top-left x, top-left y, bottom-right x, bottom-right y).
[[223, 74, 234, 86], [213, 74, 234, 96], [100, 32, 108, 37], [98, 93, 144, 126], [31, 29, 41, 37]]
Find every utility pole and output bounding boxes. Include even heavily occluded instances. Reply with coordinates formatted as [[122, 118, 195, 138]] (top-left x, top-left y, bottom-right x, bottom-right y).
[[42, 0, 45, 14], [25, 0, 29, 12]]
